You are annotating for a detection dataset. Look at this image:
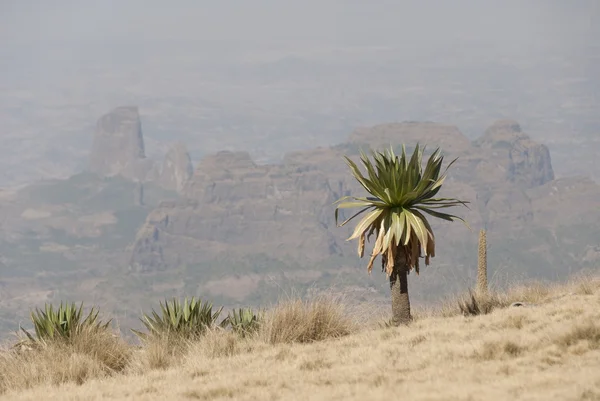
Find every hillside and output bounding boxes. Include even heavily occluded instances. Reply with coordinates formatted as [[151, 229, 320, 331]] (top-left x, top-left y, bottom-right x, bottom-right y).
[[1, 275, 599, 401]]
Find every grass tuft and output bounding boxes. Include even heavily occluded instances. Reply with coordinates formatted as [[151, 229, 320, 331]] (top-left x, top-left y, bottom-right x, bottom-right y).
[[258, 295, 357, 344], [475, 340, 525, 361], [555, 324, 600, 350], [458, 290, 499, 316], [126, 334, 189, 373], [0, 326, 129, 393]]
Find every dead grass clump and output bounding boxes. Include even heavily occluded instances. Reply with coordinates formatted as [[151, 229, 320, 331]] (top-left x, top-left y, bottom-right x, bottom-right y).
[[126, 334, 188, 373], [427, 290, 505, 318], [0, 327, 130, 393], [436, 279, 564, 318], [183, 386, 239, 400], [554, 324, 600, 350], [497, 364, 512, 376], [495, 314, 532, 330], [501, 280, 556, 305], [128, 326, 256, 373], [540, 354, 563, 367], [458, 290, 506, 316], [185, 327, 261, 360], [68, 327, 131, 372], [568, 272, 600, 295], [269, 347, 297, 363], [408, 334, 427, 347], [298, 357, 332, 371], [258, 296, 357, 344], [378, 327, 399, 341], [0, 348, 105, 392], [580, 389, 600, 401], [475, 340, 525, 361], [192, 328, 239, 358]]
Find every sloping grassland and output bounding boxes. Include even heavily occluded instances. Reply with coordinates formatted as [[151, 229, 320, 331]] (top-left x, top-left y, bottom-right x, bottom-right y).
[[1, 273, 599, 401]]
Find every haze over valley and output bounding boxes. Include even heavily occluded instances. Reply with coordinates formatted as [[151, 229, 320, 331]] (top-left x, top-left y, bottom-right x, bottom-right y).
[[1, 1, 599, 187]]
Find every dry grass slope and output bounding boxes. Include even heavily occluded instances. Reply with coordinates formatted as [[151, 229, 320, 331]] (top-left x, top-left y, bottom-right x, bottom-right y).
[[0, 273, 599, 401]]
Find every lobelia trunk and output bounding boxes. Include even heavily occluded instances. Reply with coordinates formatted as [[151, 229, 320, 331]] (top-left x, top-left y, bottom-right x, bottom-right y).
[[477, 229, 488, 296], [388, 247, 412, 325]]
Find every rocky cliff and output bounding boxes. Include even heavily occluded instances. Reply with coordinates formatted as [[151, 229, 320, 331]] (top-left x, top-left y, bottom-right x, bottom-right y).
[[89, 106, 155, 181], [129, 150, 341, 272], [158, 142, 194, 193], [130, 120, 572, 277], [473, 120, 555, 187], [348, 121, 473, 155]]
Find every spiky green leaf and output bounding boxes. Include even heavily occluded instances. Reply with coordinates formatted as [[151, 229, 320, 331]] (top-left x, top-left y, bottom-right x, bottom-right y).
[[334, 143, 470, 275]]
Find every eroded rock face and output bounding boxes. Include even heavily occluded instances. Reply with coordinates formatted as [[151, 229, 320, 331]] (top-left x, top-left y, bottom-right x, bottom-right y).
[[129, 150, 341, 271], [129, 225, 166, 272], [128, 120, 574, 273], [474, 120, 554, 187], [484, 187, 534, 232], [507, 141, 554, 187], [527, 176, 600, 225], [474, 120, 526, 149], [158, 143, 194, 193], [349, 122, 472, 155], [89, 106, 155, 181]]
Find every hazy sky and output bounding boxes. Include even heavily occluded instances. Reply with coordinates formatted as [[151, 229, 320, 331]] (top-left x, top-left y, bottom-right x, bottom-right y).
[[1, 1, 598, 50], [1, 1, 599, 187]]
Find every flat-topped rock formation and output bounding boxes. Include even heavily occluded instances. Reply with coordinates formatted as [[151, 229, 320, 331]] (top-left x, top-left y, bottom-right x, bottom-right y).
[[88, 106, 155, 181]]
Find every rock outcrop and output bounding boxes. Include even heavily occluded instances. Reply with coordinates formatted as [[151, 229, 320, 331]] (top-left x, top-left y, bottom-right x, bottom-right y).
[[89, 106, 155, 181], [129, 150, 341, 272], [129, 120, 589, 277], [158, 143, 194, 193], [129, 224, 166, 272], [474, 120, 526, 149], [474, 120, 555, 187], [348, 122, 473, 155]]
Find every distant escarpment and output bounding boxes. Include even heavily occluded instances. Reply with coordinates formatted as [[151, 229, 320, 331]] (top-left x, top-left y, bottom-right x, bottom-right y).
[[129, 119, 599, 283]]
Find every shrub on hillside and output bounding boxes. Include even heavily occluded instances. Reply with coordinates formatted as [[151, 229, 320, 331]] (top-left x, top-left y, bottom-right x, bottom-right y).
[[458, 290, 502, 316], [222, 308, 262, 338], [18, 302, 111, 346], [3, 302, 129, 394], [132, 297, 225, 341], [259, 296, 356, 344]]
